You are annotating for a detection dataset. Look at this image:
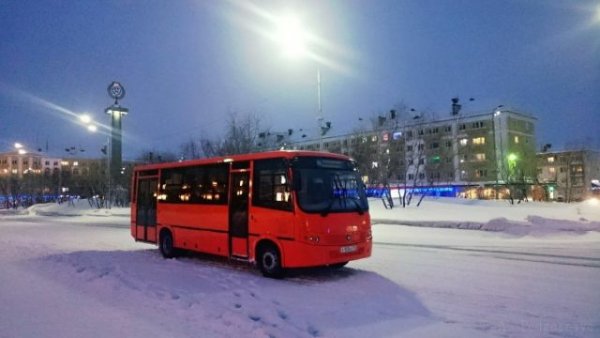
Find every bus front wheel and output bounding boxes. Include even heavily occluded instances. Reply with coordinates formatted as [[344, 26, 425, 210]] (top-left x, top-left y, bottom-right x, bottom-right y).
[[258, 245, 284, 279], [159, 230, 176, 259]]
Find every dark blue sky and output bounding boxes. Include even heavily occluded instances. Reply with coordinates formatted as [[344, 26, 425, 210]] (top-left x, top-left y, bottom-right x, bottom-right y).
[[1, 0, 599, 159]]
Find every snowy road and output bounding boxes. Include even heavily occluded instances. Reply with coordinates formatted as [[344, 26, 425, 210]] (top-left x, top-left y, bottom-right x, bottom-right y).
[[1, 216, 599, 337]]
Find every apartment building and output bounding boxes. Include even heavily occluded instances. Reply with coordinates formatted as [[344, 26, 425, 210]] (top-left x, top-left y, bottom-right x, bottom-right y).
[[537, 149, 600, 201], [291, 108, 537, 199]]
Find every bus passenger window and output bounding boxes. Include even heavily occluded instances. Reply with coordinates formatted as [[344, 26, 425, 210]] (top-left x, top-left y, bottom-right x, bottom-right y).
[[253, 159, 292, 211]]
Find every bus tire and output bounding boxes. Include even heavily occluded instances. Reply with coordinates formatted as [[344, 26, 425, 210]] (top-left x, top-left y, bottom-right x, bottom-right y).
[[159, 230, 176, 259], [258, 244, 284, 279]]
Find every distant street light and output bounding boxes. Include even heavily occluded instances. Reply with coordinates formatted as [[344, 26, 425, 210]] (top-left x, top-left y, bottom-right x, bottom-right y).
[[15, 142, 27, 155], [79, 113, 98, 133], [79, 114, 92, 124]]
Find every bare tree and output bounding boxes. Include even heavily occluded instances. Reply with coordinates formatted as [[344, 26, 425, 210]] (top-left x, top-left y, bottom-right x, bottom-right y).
[[180, 137, 203, 160], [199, 112, 266, 157]]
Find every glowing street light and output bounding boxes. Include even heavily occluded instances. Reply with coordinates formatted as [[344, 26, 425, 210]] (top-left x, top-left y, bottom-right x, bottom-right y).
[[275, 14, 308, 59], [274, 12, 329, 148], [78, 113, 98, 133], [79, 114, 92, 124], [13, 142, 27, 155]]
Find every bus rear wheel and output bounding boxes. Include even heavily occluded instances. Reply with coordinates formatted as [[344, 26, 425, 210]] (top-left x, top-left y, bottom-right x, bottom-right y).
[[258, 245, 284, 279], [159, 230, 176, 259]]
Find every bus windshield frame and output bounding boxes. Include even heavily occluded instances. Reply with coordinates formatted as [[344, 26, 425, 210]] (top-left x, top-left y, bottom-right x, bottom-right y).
[[291, 156, 369, 215]]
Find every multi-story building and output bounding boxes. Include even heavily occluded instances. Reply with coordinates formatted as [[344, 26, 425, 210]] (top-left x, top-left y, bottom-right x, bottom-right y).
[[291, 108, 538, 199], [537, 149, 600, 201], [0, 151, 61, 178], [0, 150, 110, 197]]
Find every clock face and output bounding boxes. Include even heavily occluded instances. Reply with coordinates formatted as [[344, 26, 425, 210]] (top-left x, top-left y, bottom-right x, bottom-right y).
[[107, 81, 125, 101]]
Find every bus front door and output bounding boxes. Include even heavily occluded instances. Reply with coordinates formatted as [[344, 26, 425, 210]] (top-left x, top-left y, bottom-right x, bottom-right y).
[[229, 172, 249, 258], [135, 178, 157, 243]]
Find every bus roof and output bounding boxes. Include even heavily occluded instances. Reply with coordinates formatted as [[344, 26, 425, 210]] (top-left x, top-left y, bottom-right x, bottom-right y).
[[133, 150, 352, 172]]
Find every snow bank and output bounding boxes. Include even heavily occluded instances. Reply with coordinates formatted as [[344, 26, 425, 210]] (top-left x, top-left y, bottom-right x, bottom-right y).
[[369, 197, 600, 236], [25, 199, 130, 217]]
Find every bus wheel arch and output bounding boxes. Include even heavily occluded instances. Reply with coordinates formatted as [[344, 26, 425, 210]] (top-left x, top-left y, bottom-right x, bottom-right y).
[[159, 227, 177, 259], [255, 240, 285, 279]]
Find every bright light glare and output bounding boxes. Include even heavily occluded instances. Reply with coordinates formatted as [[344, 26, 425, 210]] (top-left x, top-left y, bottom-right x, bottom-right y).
[[14, 142, 23, 149], [587, 197, 599, 206], [18, 149, 27, 155], [79, 114, 92, 124], [276, 14, 308, 58], [87, 124, 98, 132]]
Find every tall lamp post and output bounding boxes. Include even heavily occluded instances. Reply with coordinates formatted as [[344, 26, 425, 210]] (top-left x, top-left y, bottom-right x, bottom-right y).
[[105, 81, 128, 207], [491, 105, 504, 199], [275, 13, 330, 150]]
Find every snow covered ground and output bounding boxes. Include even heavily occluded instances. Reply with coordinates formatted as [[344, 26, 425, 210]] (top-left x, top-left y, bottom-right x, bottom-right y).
[[1, 197, 599, 337]]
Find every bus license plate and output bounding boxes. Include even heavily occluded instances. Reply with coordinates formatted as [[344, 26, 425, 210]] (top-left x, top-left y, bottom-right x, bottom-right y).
[[340, 245, 357, 254]]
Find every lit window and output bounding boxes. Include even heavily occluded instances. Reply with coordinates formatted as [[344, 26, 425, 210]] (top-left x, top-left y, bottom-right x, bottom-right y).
[[547, 157, 555, 163], [549, 167, 556, 174], [474, 153, 486, 161], [472, 137, 485, 145], [73, 161, 79, 166], [460, 139, 468, 146], [514, 136, 520, 144]]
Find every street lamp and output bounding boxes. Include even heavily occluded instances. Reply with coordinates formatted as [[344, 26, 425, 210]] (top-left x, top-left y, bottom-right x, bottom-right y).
[[14, 142, 27, 155], [491, 105, 504, 199], [274, 12, 329, 150], [79, 113, 98, 133]]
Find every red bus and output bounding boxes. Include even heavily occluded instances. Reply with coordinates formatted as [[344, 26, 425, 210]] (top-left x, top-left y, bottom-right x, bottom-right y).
[[131, 150, 371, 278]]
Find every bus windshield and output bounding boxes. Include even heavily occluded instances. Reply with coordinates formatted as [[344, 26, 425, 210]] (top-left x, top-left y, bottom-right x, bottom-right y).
[[292, 157, 369, 215]]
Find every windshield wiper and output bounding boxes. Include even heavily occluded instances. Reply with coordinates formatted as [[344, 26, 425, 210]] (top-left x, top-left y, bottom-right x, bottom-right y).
[[349, 197, 364, 215], [320, 174, 343, 217], [320, 174, 364, 216]]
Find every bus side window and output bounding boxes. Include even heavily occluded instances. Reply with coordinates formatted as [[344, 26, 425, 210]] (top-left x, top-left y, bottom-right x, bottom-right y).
[[159, 164, 228, 204], [253, 158, 292, 211]]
